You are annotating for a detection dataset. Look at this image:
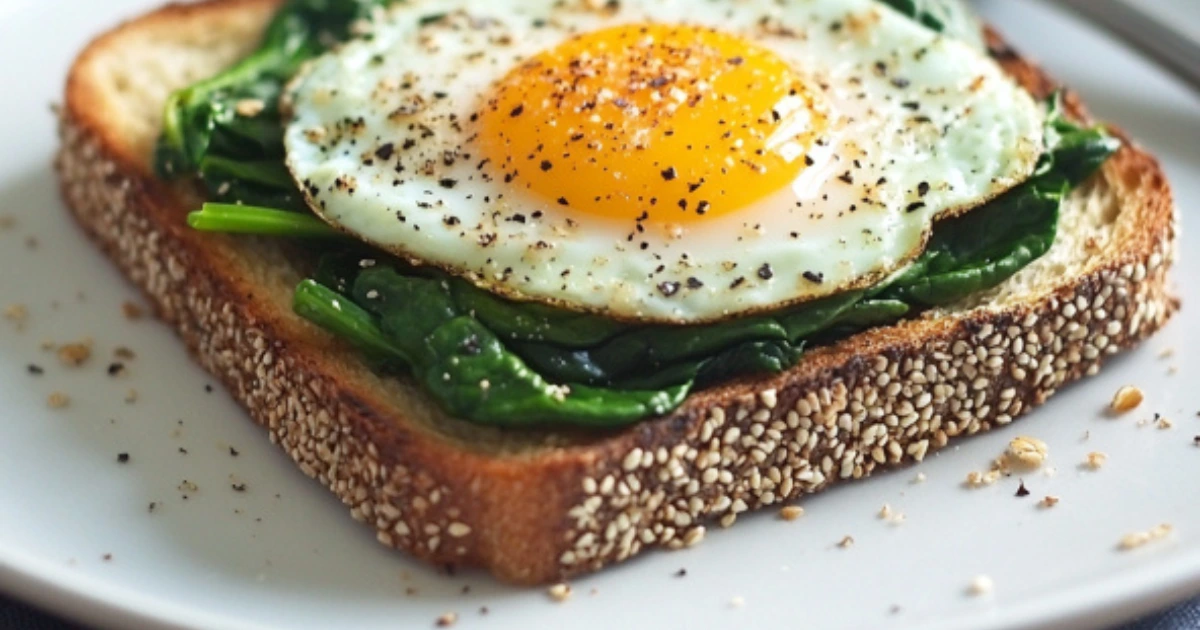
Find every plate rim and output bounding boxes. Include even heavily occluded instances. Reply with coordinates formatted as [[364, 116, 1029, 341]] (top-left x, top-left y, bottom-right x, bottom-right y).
[[2, 0, 1199, 628], [3, 533, 1200, 630]]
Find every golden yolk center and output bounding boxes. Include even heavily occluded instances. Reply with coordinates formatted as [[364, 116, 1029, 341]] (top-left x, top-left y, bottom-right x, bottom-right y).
[[473, 24, 828, 223]]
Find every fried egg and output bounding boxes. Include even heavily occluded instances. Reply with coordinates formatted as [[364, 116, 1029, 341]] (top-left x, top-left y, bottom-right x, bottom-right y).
[[285, 0, 1044, 324]]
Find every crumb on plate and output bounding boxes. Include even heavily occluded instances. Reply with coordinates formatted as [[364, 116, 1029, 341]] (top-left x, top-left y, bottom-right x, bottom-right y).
[[1119, 524, 1173, 550], [1085, 451, 1108, 470], [56, 341, 93, 367], [967, 575, 994, 596], [121, 301, 144, 320], [965, 470, 1000, 488], [4, 304, 28, 329]]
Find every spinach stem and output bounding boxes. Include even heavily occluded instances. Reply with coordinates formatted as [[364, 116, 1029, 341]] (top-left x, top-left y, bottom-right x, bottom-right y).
[[186, 203, 339, 238]]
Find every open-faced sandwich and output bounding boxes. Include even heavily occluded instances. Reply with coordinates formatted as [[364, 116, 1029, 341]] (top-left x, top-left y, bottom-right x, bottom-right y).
[[58, 0, 1178, 583]]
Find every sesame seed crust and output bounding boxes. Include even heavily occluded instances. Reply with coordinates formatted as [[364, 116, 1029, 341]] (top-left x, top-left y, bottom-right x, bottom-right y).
[[56, 4, 1179, 585]]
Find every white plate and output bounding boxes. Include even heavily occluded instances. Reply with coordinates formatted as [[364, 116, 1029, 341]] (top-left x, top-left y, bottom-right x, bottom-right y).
[[1, 1, 1198, 629]]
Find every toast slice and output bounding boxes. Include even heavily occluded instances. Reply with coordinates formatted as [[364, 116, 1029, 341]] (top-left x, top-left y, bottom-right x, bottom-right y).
[[56, 0, 1179, 584]]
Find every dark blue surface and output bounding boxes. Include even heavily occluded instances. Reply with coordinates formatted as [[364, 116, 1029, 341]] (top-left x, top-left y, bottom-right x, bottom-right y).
[[1, 591, 1197, 629]]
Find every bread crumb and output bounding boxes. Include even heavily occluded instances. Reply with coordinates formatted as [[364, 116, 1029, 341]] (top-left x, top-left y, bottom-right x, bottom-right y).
[[878, 504, 892, 519], [968, 575, 994, 596], [1044, 466, 1057, 477], [779, 506, 804, 521], [1119, 524, 1173, 550], [1085, 452, 1108, 470], [1007, 436, 1049, 468], [57, 341, 92, 367], [177, 480, 199, 493], [1111, 386, 1144, 413], [1159, 348, 1175, 359], [965, 470, 1001, 488], [1158, 417, 1174, 430], [434, 612, 458, 627], [729, 595, 745, 608], [47, 392, 70, 409], [235, 98, 266, 117], [547, 582, 571, 602], [913, 472, 927, 483], [838, 535, 854, 548], [124, 388, 138, 404], [121, 302, 144, 320], [4, 304, 28, 329], [1039, 495, 1060, 509], [114, 346, 136, 360]]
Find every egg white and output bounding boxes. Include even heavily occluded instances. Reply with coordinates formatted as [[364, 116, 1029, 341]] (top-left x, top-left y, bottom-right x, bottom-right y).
[[284, 0, 1044, 324]]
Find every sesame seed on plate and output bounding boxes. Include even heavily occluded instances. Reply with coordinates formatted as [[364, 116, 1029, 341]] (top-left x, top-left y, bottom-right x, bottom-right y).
[[779, 506, 804, 521], [547, 583, 571, 602], [1110, 386, 1144, 413]]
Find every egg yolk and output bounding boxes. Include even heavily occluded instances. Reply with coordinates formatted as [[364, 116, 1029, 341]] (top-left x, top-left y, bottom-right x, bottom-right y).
[[473, 24, 829, 223]]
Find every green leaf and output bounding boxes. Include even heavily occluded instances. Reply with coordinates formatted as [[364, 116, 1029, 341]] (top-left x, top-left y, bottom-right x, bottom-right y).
[[155, 0, 390, 179], [449, 279, 627, 348], [292, 279, 410, 366]]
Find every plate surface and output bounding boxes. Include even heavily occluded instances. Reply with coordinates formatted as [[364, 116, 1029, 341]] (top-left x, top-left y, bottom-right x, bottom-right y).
[[1, 1, 1198, 629]]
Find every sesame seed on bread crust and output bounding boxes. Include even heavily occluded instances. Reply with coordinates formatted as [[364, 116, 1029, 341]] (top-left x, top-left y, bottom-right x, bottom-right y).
[[56, 0, 1178, 584]]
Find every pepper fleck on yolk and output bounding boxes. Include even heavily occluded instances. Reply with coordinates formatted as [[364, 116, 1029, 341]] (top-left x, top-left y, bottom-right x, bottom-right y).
[[473, 24, 829, 223]]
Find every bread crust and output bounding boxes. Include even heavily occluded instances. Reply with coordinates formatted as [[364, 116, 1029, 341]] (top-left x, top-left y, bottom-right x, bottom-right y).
[[57, 1, 1178, 584]]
